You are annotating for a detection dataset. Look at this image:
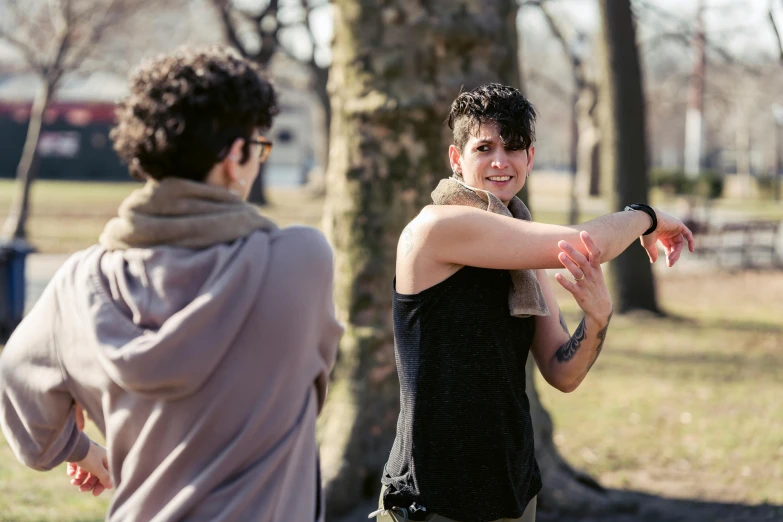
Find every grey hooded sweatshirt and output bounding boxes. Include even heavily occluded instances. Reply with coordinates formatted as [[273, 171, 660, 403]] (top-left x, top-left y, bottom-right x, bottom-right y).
[[0, 226, 343, 522]]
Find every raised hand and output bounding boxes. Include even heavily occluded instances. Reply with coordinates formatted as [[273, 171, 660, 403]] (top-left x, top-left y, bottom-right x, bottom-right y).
[[641, 209, 695, 267], [554, 231, 613, 324]]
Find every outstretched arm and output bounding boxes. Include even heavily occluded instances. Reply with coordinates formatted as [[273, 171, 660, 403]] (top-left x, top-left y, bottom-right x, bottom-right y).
[[415, 204, 694, 271]]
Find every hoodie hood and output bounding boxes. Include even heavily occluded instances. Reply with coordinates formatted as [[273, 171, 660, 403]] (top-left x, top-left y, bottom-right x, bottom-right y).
[[80, 232, 272, 400]]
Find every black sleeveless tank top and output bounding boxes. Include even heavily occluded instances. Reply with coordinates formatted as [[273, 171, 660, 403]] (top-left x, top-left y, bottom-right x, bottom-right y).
[[381, 266, 541, 522]]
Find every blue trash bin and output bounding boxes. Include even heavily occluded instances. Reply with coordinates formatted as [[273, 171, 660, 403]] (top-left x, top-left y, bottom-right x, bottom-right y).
[[0, 239, 35, 342]]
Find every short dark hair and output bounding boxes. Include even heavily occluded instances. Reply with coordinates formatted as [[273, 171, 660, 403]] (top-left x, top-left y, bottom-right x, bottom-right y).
[[446, 83, 536, 152], [111, 46, 279, 181]]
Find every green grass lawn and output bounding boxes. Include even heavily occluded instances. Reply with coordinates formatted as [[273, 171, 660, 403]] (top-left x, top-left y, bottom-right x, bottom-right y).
[[543, 270, 783, 505], [0, 180, 327, 253], [0, 179, 780, 519], [0, 426, 109, 521]]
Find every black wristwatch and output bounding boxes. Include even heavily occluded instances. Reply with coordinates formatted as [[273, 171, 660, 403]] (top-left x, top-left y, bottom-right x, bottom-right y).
[[624, 203, 657, 235]]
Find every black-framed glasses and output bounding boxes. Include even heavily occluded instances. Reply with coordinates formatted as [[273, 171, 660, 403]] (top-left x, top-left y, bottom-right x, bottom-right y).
[[252, 137, 273, 163]]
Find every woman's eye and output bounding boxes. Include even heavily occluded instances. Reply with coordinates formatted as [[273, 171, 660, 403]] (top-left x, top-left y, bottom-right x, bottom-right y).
[[477, 145, 490, 152]]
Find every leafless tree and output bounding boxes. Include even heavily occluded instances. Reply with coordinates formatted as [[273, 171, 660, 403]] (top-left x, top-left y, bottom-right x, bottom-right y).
[[599, 0, 660, 314], [770, 0, 783, 65], [210, 0, 330, 203], [0, 0, 162, 241], [523, 0, 600, 222]]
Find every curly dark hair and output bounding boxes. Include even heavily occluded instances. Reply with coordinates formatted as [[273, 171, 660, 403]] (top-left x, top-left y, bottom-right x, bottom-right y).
[[446, 83, 536, 152], [111, 46, 279, 181]]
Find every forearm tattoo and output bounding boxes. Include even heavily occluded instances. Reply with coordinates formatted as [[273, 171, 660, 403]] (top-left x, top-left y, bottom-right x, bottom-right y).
[[587, 309, 613, 372], [558, 309, 569, 335], [555, 317, 586, 362]]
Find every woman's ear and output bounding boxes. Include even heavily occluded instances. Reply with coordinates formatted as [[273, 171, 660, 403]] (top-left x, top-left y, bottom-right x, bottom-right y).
[[526, 145, 536, 172], [448, 144, 462, 175]]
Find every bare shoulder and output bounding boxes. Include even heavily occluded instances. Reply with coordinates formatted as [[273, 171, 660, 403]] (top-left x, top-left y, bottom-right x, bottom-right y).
[[397, 206, 440, 259], [395, 206, 462, 294]]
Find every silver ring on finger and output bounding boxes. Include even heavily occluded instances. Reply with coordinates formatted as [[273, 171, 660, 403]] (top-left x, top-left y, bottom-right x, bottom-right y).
[[574, 273, 586, 282]]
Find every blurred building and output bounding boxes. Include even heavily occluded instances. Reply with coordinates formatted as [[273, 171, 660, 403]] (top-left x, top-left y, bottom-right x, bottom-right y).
[[0, 62, 324, 186]]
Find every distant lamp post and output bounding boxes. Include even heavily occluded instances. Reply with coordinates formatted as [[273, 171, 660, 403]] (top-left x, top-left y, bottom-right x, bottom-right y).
[[772, 104, 783, 201]]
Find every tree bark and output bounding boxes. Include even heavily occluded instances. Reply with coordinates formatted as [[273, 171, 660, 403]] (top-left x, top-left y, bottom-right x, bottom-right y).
[[598, 0, 659, 314], [2, 80, 53, 240]]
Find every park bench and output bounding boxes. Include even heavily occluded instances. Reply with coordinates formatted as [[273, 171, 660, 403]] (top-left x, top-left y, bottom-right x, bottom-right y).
[[689, 219, 782, 269]]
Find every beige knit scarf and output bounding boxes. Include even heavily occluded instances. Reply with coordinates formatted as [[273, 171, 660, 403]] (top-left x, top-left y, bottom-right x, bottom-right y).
[[431, 176, 550, 318], [100, 177, 277, 250]]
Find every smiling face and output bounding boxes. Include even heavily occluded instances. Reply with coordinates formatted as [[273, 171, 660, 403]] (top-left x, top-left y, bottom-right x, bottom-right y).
[[448, 121, 535, 206]]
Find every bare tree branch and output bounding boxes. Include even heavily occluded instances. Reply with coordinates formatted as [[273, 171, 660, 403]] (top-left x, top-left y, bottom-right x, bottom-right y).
[[211, 0, 281, 65], [62, 0, 130, 72], [537, 0, 590, 88], [770, 0, 783, 66], [43, 0, 77, 86], [635, 0, 763, 76], [213, 0, 256, 60], [526, 69, 570, 100], [537, 1, 569, 56], [0, 27, 45, 70]]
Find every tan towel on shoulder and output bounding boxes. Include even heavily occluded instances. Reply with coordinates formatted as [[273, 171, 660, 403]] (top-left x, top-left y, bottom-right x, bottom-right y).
[[431, 177, 549, 318], [100, 177, 277, 250]]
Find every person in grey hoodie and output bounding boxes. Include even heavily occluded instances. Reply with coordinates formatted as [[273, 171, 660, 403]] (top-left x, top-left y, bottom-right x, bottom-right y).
[[0, 46, 343, 522]]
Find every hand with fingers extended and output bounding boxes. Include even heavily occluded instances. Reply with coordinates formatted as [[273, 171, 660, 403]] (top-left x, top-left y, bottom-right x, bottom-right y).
[[67, 404, 113, 497], [554, 231, 613, 323], [641, 209, 695, 267]]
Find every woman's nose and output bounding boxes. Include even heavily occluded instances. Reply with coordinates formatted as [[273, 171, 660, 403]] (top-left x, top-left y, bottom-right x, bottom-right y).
[[491, 150, 508, 169]]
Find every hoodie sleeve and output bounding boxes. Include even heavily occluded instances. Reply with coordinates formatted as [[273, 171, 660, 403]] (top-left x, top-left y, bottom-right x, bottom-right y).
[[0, 281, 90, 471]]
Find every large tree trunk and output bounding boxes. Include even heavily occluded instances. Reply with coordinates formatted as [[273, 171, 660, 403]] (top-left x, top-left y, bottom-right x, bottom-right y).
[[320, 0, 525, 516], [2, 81, 53, 241], [598, 0, 659, 314]]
